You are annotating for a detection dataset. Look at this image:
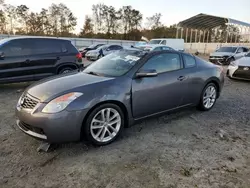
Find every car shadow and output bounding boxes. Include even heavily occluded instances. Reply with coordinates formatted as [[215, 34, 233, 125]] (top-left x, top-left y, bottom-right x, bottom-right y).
[[0, 82, 32, 92], [52, 107, 202, 154]]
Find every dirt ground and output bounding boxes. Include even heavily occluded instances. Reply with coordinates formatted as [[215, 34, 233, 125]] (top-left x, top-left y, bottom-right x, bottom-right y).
[[1, 61, 250, 188]]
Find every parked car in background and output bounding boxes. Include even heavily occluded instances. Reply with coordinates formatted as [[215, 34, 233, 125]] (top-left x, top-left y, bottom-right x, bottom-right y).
[[227, 52, 250, 80], [140, 44, 175, 52], [85, 44, 123, 61], [209, 46, 249, 65], [79, 44, 105, 57], [145, 38, 185, 51], [16, 49, 224, 146], [0, 37, 83, 84], [134, 41, 148, 47]]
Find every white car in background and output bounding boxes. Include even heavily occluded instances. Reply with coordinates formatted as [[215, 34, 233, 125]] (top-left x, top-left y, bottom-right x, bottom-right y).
[[140, 44, 175, 52], [86, 44, 123, 61], [146, 38, 185, 51], [227, 52, 250, 80]]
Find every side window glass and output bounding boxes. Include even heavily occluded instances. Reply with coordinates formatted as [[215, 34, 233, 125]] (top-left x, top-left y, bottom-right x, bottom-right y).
[[154, 47, 162, 51], [32, 39, 62, 55], [160, 40, 166, 45], [183, 54, 196, 68], [2, 40, 32, 57], [142, 53, 181, 73], [162, 46, 171, 50], [237, 48, 243, 53], [243, 48, 249, 52]]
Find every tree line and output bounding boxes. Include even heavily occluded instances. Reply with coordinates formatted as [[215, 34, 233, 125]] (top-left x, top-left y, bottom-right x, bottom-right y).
[[0, 1, 242, 42]]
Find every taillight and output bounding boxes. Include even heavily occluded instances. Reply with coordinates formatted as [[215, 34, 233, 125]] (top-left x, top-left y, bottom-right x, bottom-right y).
[[76, 52, 82, 59], [76, 52, 82, 63]]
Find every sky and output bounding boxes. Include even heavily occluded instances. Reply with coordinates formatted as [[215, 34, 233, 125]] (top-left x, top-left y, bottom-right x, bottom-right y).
[[5, 0, 250, 33]]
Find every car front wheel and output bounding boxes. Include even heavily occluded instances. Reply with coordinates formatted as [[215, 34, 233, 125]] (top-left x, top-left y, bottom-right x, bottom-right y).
[[83, 104, 124, 145], [198, 83, 217, 111]]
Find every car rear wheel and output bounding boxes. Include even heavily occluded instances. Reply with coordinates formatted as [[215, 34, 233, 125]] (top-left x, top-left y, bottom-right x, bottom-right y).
[[58, 67, 74, 74], [83, 103, 124, 146], [198, 83, 217, 111]]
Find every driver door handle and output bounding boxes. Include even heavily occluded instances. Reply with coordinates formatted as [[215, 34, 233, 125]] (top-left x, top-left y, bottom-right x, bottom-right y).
[[177, 76, 186, 81]]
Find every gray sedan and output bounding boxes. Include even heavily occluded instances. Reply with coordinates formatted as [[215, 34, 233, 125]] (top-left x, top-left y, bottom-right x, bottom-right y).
[[16, 49, 224, 145]]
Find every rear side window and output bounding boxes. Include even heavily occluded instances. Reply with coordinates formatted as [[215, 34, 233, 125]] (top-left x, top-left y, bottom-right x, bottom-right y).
[[31, 39, 62, 55], [183, 54, 196, 68]]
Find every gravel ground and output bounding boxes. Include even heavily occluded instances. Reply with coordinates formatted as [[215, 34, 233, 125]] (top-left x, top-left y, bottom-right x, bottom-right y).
[[0, 63, 250, 188]]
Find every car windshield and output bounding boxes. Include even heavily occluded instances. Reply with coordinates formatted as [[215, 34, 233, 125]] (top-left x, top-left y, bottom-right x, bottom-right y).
[[0, 38, 10, 47], [149, 40, 162, 44], [216, 47, 237, 53], [246, 52, 250, 57], [83, 50, 146, 77], [97, 45, 108, 50]]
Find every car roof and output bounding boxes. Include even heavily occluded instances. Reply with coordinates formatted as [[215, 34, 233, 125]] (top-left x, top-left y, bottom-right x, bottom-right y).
[[220, 46, 248, 48], [0, 36, 71, 42]]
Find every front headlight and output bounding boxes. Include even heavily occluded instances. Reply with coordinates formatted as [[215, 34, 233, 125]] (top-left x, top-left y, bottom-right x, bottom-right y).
[[42, 92, 83, 113]]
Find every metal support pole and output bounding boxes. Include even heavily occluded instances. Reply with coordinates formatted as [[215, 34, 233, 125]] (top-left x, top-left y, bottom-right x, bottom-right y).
[[195, 29, 198, 43], [206, 31, 210, 43], [226, 30, 229, 43], [199, 30, 201, 43], [176, 28, 179, 38], [180, 28, 183, 39], [235, 32, 238, 43], [248, 27, 250, 43], [185, 28, 188, 43], [190, 29, 193, 43], [203, 30, 206, 43]]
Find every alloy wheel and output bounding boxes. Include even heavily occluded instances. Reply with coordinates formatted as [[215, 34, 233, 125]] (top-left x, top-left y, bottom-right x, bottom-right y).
[[203, 86, 217, 109], [90, 108, 121, 143]]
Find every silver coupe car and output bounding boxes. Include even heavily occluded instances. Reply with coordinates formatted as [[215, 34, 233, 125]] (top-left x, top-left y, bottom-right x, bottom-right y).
[[16, 49, 224, 146]]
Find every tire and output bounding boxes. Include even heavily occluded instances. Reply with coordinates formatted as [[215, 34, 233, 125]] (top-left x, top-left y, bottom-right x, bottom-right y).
[[198, 83, 218, 111], [58, 67, 74, 74], [83, 103, 124, 146]]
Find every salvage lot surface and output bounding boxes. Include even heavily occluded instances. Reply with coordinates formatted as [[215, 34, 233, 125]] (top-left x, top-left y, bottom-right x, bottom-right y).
[[1, 64, 250, 188]]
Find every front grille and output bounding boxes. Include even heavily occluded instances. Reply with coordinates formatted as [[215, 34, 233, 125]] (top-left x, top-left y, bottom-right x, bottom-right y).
[[233, 66, 250, 79], [19, 121, 45, 135], [20, 94, 39, 109]]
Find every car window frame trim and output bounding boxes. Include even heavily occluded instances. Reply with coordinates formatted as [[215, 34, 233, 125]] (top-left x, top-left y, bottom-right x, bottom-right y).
[[132, 51, 185, 78]]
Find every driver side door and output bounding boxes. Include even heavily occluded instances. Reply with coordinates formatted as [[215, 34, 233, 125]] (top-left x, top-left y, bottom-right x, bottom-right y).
[[131, 52, 188, 119]]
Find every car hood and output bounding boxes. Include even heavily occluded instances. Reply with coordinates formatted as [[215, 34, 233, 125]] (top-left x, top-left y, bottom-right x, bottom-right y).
[[210, 52, 234, 57], [26, 72, 114, 102], [236, 57, 250, 66], [87, 49, 99, 53]]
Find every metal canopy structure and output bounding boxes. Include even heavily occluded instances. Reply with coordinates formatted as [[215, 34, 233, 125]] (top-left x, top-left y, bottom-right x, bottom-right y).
[[178, 13, 250, 30], [176, 13, 250, 44]]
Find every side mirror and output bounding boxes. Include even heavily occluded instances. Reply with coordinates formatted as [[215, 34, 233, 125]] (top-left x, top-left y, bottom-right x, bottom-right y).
[[106, 48, 111, 51], [0, 51, 4, 59], [136, 69, 158, 78]]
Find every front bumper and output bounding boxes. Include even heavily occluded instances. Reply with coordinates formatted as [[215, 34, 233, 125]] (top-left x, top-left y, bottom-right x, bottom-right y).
[[16, 104, 89, 143], [209, 57, 227, 65], [227, 65, 250, 80], [85, 54, 99, 61]]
